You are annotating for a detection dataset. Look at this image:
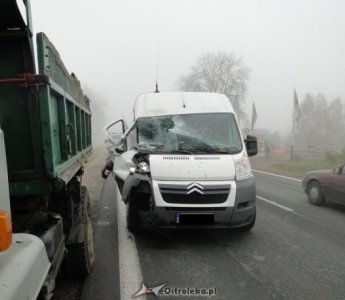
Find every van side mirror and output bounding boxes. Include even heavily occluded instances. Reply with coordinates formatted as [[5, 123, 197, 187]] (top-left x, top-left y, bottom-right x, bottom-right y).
[[245, 135, 258, 157]]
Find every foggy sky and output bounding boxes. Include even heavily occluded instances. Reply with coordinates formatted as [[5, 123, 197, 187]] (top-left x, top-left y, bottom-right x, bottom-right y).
[[29, 0, 345, 135]]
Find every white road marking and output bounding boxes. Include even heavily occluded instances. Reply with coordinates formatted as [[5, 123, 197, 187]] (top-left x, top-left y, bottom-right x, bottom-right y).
[[117, 186, 146, 300], [253, 169, 302, 182], [257, 194, 342, 233], [257, 195, 294, 212]]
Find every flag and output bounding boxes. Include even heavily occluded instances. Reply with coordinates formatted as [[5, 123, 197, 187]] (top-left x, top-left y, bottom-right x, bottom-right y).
[[251, 102, 257, 130], [293, 89, 301, 133]]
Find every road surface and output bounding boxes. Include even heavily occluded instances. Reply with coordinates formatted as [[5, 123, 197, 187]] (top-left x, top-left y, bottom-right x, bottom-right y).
[[65, 150, 345, 300]]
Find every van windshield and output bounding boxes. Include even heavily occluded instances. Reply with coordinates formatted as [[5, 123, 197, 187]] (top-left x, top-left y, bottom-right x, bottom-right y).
[[137, 113, 242, 154]]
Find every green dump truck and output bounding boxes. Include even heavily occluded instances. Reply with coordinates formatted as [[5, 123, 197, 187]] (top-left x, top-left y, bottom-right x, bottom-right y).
[[0, 0, 94, 298]]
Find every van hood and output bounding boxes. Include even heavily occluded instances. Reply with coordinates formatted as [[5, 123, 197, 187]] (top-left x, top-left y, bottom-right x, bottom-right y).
[[149, 154, 235, 181]]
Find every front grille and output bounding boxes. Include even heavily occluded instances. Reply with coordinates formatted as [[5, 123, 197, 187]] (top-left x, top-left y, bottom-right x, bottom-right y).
[[164, 207, 226, 211], [161, 193, 228, 204], [159, 183, 230, 204]]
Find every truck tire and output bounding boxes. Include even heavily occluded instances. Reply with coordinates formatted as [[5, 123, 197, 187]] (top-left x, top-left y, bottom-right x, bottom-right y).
[[65, 186, 94, 277]]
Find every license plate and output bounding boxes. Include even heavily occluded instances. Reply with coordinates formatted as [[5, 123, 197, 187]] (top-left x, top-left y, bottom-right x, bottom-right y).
[[175, 213, 214, 225]]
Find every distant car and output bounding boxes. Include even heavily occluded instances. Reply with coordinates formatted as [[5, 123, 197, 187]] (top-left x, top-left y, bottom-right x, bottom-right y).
[[302, 164, 345, 206]]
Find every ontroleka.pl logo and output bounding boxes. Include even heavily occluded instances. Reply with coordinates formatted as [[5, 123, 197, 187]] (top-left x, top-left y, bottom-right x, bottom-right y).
[[133, 283, 167, 297], [133, 283, 217, 298]]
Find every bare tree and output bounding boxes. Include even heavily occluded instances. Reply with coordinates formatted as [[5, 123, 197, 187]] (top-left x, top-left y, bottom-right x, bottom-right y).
[[299, 94, 345, 151], [178, 52, 250, 123]]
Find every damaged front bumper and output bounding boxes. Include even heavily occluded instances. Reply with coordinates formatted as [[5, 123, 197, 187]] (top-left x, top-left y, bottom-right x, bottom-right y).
[[121, 171, 256, 229]]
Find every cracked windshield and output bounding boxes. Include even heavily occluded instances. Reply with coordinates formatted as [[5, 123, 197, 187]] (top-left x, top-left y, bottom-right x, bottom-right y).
[[137, 113, 242, 153]]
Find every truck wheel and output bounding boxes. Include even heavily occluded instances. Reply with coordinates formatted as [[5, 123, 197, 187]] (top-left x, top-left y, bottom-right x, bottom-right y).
[[127, 199, 140, 234], [307, 182, 325, 206], [239, 209, 256, 231], [65, 186, 95, 277]]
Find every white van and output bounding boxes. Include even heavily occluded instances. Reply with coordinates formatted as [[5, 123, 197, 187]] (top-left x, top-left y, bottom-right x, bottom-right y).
[[103, 92, 258, 232]]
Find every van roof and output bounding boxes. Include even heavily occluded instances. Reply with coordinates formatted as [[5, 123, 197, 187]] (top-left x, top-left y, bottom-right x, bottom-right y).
[[134, 92, 234, 119]]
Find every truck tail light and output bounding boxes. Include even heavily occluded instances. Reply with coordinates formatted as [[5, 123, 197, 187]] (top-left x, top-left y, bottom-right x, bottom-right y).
[[0, 211, 12, 252]]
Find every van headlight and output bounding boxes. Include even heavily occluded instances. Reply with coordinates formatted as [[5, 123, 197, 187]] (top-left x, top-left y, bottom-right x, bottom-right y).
[[235, 154, 251, 181], [137, 161, 150, 174]]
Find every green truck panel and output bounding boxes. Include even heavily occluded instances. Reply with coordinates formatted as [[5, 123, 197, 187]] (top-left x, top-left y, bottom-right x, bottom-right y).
[[0, 0, 92, 196]]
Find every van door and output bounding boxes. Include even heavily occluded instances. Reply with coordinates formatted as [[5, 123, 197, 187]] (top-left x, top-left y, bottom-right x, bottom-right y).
[[104, 118, 128, 151], [103, 119, 137, 181]]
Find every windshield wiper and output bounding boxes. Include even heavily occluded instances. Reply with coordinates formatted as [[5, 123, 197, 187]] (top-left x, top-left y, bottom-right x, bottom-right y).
[[215, 147, 242, 154], [160, 149, 193, 154], [139, 148, 193, 154], [185, 147, 241, 154]]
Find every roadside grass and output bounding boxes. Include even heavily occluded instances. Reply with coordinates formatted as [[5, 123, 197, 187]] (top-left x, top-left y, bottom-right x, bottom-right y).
[[251, 151, 345, 178], [272, 159, 342, 177]]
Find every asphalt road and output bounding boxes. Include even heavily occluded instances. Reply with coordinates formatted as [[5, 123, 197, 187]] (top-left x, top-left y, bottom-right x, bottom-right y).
[[70, 152, 345, 300]]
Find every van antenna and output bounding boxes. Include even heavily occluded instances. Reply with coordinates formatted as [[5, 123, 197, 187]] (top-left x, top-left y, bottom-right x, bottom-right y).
[[154, 26, 162, 93], [155, 82, 160, 93]]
